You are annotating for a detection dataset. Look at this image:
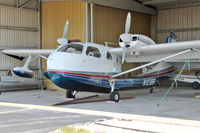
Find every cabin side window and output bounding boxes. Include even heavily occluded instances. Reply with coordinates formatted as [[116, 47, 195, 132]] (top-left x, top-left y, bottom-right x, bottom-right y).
[[86, 46, 101, 58], [107, 52, 112, 60], [57, 44, 83, 54], [132, 36, 138, 41]]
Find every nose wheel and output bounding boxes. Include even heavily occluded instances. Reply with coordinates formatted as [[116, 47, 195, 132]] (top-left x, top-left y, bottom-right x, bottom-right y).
[[66, 90, 76, 98], [110, 91, 120, 102]]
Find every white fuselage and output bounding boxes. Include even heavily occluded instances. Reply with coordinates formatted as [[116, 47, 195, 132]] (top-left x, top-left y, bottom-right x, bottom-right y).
[[47, 42, 121, 75]]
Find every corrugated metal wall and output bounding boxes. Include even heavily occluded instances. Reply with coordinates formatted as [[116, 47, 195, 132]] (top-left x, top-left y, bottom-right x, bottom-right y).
[[93, 5, 151, 77], [93, 5, 151, 44], [157, 6, 200, 43], [0, 5, 39, 76], [41, 1, 86, 50], [41, 0, 86, 90]]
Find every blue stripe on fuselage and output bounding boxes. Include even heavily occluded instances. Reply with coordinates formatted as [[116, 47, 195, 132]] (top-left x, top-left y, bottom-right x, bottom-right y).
[[48, 71, 160, 93]]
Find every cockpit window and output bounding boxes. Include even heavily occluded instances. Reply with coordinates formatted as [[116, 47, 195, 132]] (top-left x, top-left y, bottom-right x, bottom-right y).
[[58, 44, 83, 54], [132, 36, 138, 41], [86, 46, 101, 58], [107, 52, 112, 60]]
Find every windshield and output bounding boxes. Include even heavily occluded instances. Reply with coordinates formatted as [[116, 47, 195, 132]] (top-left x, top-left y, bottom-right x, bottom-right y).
[[58, 44, 83, 54]]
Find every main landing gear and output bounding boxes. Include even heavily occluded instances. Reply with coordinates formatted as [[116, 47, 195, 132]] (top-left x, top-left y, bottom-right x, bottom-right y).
[[110, 91, 120, 102], [66, 90, 76, 98], [150, 86, 156, 93], [109, 80, 120, 102]]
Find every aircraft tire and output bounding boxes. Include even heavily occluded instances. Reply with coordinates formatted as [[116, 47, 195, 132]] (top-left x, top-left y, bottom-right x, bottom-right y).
[[110, 91, 120, 102], [192, 82, 200, 89], [66, 91, 75, 98]]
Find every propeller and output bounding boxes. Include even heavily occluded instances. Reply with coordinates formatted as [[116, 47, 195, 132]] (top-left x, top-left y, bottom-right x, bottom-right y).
[[125, 12, 131, 33], [63, 20, 69, 38], [119, 12, 132, 63], [57, 20, 69, 47]]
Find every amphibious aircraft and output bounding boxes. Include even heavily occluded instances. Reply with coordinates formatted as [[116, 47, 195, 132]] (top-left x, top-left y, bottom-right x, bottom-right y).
[[3, 13, 200, 102]]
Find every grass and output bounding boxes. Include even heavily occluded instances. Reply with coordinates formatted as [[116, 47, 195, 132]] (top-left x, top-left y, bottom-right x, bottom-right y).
[[61, 126, 90, 133]]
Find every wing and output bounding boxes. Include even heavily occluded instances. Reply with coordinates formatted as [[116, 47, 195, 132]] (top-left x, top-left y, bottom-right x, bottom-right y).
[[112, 49, 192, 78], [2, 49, 54, 60], [2, 49, 54, 78], [139, 40, 200, 55], [109, 40, 200, 63]]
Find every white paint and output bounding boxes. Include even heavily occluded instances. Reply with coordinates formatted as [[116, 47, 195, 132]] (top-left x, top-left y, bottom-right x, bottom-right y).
[[2, 49, 54, 57], [47, 42, 121, 73]]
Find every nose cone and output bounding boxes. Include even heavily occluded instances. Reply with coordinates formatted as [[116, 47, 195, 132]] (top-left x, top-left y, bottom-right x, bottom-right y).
[[126, 44, 130, 48], [120, 33, 132, 43], [119, 33, 132, 48]]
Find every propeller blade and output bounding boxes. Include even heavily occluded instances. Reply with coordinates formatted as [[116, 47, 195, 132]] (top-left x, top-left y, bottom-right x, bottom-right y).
[[125, 12, 131, 33], [63, 20, 69, 38]]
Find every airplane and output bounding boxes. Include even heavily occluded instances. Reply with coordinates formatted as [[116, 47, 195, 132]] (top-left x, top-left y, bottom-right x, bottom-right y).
[[2, 13, 200, 102]]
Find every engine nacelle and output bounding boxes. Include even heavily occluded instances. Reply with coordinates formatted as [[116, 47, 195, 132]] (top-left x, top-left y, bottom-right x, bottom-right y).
[[13, 67, 33, 78]]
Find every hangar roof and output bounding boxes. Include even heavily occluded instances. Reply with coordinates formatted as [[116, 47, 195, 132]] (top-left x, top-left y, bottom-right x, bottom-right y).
[[137, 0, 200, 9], [0, 0, 39, 10], [2, 0, 197, 14]]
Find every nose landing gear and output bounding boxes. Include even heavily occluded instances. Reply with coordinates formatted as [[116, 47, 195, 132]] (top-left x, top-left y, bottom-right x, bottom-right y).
[[150, 86, 156, 93], [66, 90, 76, 98]]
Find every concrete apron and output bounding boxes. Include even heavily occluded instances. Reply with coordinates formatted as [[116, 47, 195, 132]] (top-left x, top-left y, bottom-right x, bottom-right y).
[[0, 101, 200, 128]]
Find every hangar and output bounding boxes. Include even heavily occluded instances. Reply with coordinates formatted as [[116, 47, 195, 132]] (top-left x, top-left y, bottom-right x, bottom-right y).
[[1, 0, 200, 132], [1, 0, 200, 89]]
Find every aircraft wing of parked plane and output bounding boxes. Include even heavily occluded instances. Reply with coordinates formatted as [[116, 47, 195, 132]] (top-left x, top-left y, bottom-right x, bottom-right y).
[[3, 49, 54, 60], [109, 40, 200, 63], [110, 40, 200, 56]]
